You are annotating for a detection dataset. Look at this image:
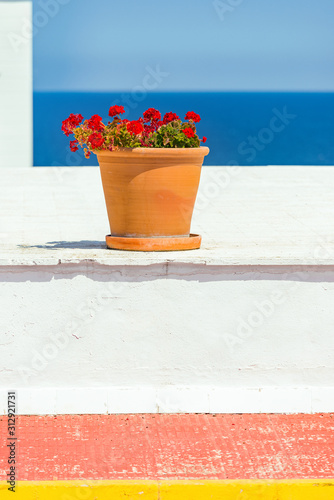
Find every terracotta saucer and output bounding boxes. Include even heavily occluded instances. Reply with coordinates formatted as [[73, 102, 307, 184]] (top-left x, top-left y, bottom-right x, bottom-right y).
[[106, 234, 201, 252]]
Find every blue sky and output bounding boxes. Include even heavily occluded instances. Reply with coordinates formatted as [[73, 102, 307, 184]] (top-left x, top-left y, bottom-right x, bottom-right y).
[[33, 0, 334, 91]]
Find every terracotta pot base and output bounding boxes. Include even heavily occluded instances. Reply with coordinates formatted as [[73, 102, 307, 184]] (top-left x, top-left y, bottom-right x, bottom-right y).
[[106, 234, 202, 252]]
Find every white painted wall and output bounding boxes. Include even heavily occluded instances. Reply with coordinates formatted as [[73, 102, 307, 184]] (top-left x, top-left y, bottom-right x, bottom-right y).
[[0, 1, 32, 167], [1, 263, 334, 414]]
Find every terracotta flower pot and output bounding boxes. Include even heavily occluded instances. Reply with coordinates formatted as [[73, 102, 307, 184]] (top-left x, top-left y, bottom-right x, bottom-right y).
[[96, 147, 209, 251]]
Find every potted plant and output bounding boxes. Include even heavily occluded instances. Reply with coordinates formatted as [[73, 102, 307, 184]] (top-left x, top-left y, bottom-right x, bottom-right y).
[[62, 106, 209, 251]]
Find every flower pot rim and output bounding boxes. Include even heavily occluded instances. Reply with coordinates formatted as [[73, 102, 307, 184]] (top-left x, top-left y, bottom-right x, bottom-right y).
[[95, 146, 209, 156]]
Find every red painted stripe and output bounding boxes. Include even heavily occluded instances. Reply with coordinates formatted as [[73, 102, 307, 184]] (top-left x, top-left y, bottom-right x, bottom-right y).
[[1, 414, 334, 480]]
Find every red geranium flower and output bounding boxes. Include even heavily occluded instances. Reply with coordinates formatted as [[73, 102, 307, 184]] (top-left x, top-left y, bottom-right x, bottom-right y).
[[202, 136, 207, 143], [182, 127, 195, 138], [185, 111, 201, 123], [70, 140, 79, 152], [127, 120, 144, 135], [144, 124, 155, 135], [87, 115, 104, 131], [61, 113, 83, 136], [163, 112, 179, 124], [88, 132, 105, 149], [143, 108, 161, 123], [109, 105, 125, 117]]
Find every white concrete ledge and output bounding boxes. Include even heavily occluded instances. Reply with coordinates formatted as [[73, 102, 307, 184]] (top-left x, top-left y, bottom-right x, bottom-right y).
[[1, 166, 334, 414], [1, 166, 334, 266]]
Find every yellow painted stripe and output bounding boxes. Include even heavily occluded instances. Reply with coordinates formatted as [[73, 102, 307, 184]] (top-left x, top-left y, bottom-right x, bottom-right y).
[[1, 479, 334, 499]]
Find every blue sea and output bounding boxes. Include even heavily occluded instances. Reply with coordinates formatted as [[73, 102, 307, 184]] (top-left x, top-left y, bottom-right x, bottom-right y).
[[34, 92, 334, 166]]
